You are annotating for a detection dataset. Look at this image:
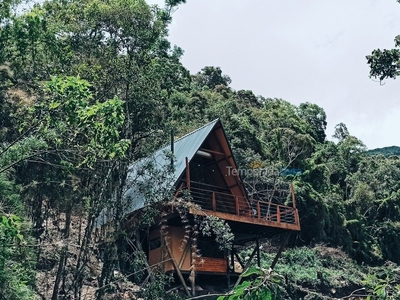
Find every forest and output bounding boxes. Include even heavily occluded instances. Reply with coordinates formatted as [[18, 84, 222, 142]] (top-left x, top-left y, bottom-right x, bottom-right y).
[[1, 0, 400, 299]]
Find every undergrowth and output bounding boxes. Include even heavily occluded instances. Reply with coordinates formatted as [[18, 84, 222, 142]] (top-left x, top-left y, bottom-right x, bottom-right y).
[[239, 245, 367, 299]]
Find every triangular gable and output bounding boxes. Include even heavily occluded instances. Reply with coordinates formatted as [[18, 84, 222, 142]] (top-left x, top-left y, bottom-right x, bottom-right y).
[[185, 121, 247, 200]]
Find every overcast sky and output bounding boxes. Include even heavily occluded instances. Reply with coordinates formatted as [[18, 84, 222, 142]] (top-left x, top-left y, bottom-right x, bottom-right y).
[[147, 0, 400, 149]]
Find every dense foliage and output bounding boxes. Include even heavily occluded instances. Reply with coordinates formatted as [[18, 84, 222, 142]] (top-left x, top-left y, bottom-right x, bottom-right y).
[[368, 146, 400, 157], [366, 1, 400, 83], [1, 0, 400, 299]]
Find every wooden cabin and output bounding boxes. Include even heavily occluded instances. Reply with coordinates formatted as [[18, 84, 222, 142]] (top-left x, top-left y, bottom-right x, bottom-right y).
[[97, 119, 300, 294]]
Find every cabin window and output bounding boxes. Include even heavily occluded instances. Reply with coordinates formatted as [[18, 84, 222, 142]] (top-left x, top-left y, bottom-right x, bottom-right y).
[[149, 237, 161, 250], [198, 237, 224, 258]]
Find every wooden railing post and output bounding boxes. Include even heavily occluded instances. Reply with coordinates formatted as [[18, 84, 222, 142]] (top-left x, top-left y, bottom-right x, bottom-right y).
[[212, 192, 216, 211], [277, 205, 281, 223], [290, 182, 296, 209], [294, 208, 300, 226], [235, 197, 239, 215], [257, 201, 261, 219], [290, 182, 300, 227]]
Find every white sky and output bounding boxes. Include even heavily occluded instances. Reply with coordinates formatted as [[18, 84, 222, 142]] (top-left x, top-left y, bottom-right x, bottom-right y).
[[148, 0, 400, 149]]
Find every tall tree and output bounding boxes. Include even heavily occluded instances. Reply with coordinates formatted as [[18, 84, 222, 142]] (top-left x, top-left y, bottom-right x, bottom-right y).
[[1, 0, 190, 298], [366, 0, 400, 83]]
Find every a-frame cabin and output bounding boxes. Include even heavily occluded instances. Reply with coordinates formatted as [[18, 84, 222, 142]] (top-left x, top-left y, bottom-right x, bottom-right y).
[[97, 119, 300, 294]]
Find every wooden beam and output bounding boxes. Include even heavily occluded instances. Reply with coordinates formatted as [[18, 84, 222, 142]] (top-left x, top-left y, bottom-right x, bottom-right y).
[[233, 242, 258, 289], [227, 183, 240, 189], [270, 232, 291, 270], [234, 250, 245, 270], [294, 209, 300, 229], [243, 242, 259, 271], [178, 242, 191, 269], [199, 148, 225, 156], [133, 230, 155, 282], [230, 249, 235, 273], [226, 250, 231, 289], [174, 182, 184, 197], [256, 239, 260, 267], [191, 257, 196, 297], [164, 242, 191, 297], [215, 156, 233, 164]]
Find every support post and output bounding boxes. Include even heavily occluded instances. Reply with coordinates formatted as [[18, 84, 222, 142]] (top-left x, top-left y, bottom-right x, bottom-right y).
[[131, 230, 154, 282], [256, 238, 261, 267], [294, 208, 300, 227], [270, 232, 291, 270], [231, 248, 235, 273], [226, 250, 231, 289], [191, 266, 195, 297], [185, 157, 190, 190], [165, 242, 191, 297], [233, 241, 259, 289], [234, 251, 245, 269]]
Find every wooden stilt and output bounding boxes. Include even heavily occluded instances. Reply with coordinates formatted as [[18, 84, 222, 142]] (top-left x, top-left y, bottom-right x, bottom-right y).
[[165, 242, 191, 297], [270, 232, 290, 270], [191, 266, 196, 297], [133, 230, 155, 282], [233, 241, 258, 289], [234, 250, 245, 270], [256, 239, 261, 267], [226, 250, 231, 289], [230, 248, 235, 273]]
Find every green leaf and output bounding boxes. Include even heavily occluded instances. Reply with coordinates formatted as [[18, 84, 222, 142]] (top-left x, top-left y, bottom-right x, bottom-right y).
[[49, 101, 61, 109], [1, 216, 9, 227], [242, 267, 264, 278], [266, 289, 272, 300]]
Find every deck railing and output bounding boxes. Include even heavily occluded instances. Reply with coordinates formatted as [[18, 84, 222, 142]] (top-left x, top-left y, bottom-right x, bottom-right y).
[[177, 181, 300, 228]]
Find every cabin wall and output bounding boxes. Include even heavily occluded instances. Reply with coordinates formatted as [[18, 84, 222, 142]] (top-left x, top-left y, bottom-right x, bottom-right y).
[[148, 229, 165, 270], [196, 257, 228, 274], [169, 226, 191, 272], [148, 226, 191, 273], [147, 226, 228, 274]]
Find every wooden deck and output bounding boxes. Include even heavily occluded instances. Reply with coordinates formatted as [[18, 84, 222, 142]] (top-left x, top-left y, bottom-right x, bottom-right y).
[[180, 181, 300, 232]]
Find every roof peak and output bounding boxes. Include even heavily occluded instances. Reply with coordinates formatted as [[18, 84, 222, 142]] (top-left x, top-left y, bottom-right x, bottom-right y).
[[174, 119, 220, 143]]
